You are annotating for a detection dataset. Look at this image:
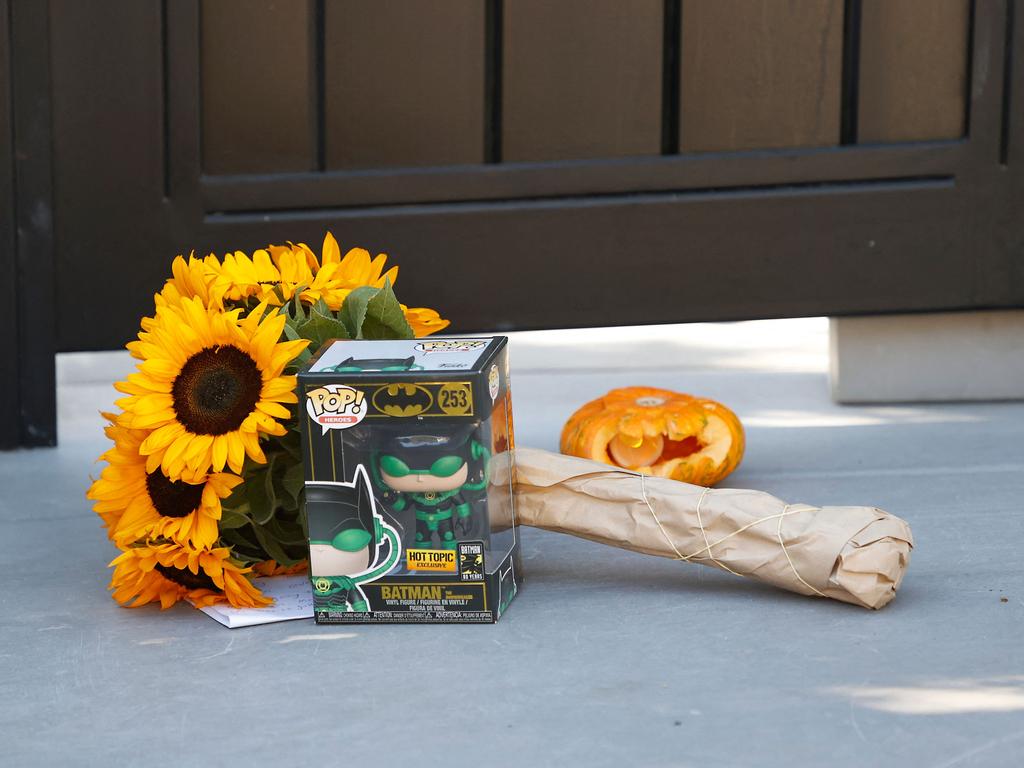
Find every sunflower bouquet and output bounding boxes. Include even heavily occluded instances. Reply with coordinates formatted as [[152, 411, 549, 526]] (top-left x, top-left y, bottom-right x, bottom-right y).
[[87, 233, 448, 610]]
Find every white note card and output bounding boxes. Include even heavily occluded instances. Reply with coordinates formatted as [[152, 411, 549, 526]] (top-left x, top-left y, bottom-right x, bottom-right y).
[[195, 575, 314, 629]]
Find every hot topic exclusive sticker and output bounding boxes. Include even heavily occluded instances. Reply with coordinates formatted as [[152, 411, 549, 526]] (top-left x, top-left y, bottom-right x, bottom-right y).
[[306, 384, 366, 433]]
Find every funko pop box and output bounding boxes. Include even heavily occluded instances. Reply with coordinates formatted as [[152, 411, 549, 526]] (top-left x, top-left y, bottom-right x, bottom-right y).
[[297, 336, 520, 623]]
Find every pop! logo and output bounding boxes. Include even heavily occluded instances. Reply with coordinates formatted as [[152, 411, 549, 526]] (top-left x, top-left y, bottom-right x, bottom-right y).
[[414, 340, 487, 355], [306, 385, 366, 434]]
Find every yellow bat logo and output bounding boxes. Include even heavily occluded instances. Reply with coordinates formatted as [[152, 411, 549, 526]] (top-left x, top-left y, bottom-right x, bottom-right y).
[[372, 383, 433, 417]]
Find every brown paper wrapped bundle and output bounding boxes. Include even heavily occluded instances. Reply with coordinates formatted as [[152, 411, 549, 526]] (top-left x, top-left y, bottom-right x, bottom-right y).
[[496, 449, 912, 610]]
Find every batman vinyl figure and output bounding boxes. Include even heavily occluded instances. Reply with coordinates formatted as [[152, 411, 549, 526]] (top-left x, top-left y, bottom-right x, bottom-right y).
[[373, 423, 490, 550], [306, 465, 401, 612]]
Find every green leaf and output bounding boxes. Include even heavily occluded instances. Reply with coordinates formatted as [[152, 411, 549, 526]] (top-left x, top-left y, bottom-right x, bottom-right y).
[[250, 519, 293, 566], [262, 515, 309, 548], [284, 293, 307, 324], [338, 285, 377, 338], [219, 508, 251, 530], [295, 304, 351, 350], [247, 469, 274, 526], [277, 430, 303, 460], [218, 525, 266, 564], [339, 279, 413, 340], [223, 481, 248, 512], [261, 454, 281, 523], [361, 279, 414, 340], [281, 459, 305, 507], [267, 460, 294, 514], [281, 300, 317, 372]]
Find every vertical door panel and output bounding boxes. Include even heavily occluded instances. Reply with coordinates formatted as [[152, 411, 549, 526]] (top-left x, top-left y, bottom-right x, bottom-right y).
[[201, 0, 315, 174], [51, 0, 165, 344], [503, 0, 663, 162], [680, 0, 844, 152], [0, 0, 19, 445], [324, 0, 485, 169], [858, 0, 969, 142]]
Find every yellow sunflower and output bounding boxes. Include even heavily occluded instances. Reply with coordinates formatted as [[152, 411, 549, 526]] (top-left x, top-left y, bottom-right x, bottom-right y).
[[289, 231, 398, 287], [109, 540, 271, 609], [403, 305, 450, 337], [115, 298, 308, 480], [271, 244, 352, 309], [252, 559, 309, 577], [292, 233, 450, 332], [267, 232, 400, 311], [87, 414, 150, 537], [213, 233, 449, 331], [205, 247, 349, 310], [207, 249, 289, 306], [149, 252, 220, 314], [89, 425, 240, 548]]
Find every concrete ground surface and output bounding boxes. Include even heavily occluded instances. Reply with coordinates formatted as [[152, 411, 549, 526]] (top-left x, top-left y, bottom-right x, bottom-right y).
[[1, 318, 1022, 767]]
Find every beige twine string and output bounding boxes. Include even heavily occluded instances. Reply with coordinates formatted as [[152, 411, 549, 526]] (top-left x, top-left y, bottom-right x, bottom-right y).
[[776, 504, 827, 597], [636, 471, 826, 597]]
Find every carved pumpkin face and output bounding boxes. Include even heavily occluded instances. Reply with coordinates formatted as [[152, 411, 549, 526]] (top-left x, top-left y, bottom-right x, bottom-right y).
[[560, 386, 744, 486]]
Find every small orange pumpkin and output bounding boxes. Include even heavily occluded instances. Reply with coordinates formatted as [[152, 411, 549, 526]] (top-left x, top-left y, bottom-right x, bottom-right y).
[[560, 386, 745, 486]]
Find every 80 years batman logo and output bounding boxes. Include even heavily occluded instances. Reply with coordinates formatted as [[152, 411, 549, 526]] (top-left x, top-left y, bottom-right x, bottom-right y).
[[372, 383, 433, 416]]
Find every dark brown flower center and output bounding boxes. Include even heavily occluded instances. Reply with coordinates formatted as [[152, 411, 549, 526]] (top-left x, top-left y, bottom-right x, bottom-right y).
[[155, 563, 217, 591], [171, 345, 262, 435], [145, 471, 205, 519]]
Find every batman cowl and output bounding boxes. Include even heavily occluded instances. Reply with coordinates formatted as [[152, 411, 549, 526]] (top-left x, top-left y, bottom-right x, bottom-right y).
[[307, 467, 380, 578]]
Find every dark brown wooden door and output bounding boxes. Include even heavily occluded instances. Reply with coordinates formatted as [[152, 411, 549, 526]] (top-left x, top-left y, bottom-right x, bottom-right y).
[[3, 0, 1023, 446]]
